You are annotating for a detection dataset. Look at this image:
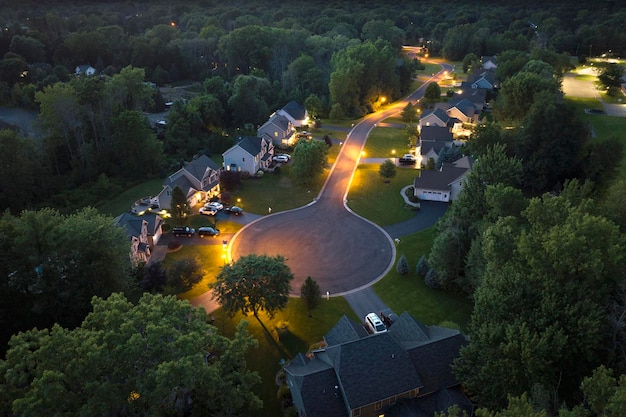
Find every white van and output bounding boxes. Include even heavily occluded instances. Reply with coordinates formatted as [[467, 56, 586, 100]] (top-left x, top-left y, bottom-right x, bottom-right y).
[[364, 313, 387, 334]]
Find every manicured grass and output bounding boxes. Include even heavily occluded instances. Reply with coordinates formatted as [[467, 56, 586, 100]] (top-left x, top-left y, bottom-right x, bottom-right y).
[[209, 296, 356, 417], [347, 163, 418, 226], [96, 178, 164, 217], [363, 125, 412, 157], [233, 168, 324, 214], [373, 227, 473, 330]]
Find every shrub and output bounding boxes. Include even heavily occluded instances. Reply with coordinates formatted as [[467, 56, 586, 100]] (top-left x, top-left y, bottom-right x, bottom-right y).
[[167, 241, 181, 250], [396, 254, 409, 275], [424, 268, 440, 288], [416, 255, 429, 277], [241, 171, 251, 179]]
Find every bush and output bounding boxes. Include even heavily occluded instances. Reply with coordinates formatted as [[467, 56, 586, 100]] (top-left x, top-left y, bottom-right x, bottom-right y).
[[396, 254, 409, 275], [241, 171, 251, 179], [424, 268, 440, 289], [416, 255, 429, 277], [167, 241, 181, 250]]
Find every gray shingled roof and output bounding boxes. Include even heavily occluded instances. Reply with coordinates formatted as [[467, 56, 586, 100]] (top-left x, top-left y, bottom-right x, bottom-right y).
[[420, 126, 453, 142], [281, 100, 306, 120], [413, 166, 468, 191], [183, 154, 219, 181], [450, 99, 477, 118], [115, 212, 144, 241], [325, 333, 422, 409], [236, 136, 262, 156], [324, 315, 369, 346], [261, 113, 290, 132]]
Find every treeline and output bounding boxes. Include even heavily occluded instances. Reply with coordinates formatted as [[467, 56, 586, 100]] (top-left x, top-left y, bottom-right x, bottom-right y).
[[419, 41, 626, 417]]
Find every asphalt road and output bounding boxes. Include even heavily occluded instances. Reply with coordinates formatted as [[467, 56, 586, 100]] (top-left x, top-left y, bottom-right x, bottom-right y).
[[229, 55, 453, 297]]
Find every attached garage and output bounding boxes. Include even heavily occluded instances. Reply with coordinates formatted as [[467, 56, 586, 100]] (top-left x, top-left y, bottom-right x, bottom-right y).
[[413, 157, 473, 203]]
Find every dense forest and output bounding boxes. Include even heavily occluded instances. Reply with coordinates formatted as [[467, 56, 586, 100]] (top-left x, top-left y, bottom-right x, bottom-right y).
[[2, 0, 626, 416]]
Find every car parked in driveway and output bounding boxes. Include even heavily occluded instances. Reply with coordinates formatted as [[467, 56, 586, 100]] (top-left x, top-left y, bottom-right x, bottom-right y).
[[172, 226, 195, 237], [225, 206, 243, 215], [272, 154, 289, 163], [199, 206, 218, 216], [364, 313, 387, 334], [198, 226, 220, 237], [205, 201, 224, 211], [399, 154, 417, 165]]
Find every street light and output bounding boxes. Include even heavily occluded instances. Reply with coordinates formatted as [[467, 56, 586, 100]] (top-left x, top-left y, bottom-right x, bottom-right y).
[[222, 240, 228, 265]]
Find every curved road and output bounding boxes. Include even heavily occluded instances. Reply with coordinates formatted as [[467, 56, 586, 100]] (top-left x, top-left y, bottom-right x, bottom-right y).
[[230, 53, 452, 297]]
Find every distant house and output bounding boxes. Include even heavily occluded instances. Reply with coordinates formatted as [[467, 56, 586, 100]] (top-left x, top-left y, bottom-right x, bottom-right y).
[[447, 98, 481, 125], [481, 55, 498, 70], [413, 156, 473, 202], [222, 136, 274, 175], [156, 154, 221, 211], [468, 70, 496, 90], [276, 100, 308, 127], [284, 312, 472, 417], [74, 64, 96, 76], [115, 212, 164, 265], [418, 107, 454, 129], [258, 113, 296, 147], [454, 81, 488, 109], [417, 126, 454, 167]]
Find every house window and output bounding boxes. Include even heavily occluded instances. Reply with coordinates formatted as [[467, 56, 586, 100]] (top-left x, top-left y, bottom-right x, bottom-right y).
[[352, 408, 361, 417], [375, 401, 382, 410], [274, 131, 278, 137], [242, 157, 245, 162]]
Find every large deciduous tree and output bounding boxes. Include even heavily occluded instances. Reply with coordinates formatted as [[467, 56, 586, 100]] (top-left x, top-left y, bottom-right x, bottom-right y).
[[0, 293, 262, 417], [290, 138, 329, 186], [211, 254, 294, 319], [170, 186, 189, 220], [454, 193, 626, 411], [0, 129, 40, 212], [0, 207, 131, 351]]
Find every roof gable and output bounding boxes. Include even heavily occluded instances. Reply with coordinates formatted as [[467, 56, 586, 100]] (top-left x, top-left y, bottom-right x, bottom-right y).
[[183, 154, 219, 181], [235, 136, 263, 156], [281, 100, 306, 120], [260, 113, 290, 132], [413, 164, 470, 191], [325, 315, 369, 346], [420, 126, 453, 142]]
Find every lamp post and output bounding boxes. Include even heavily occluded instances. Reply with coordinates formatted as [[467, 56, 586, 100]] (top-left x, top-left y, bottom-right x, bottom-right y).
[[222, 240, 228, 265]]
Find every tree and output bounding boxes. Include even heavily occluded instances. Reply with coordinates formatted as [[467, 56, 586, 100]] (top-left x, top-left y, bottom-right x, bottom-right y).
[[379, 159, 397, 182], [139, 261, 167, 293], [301, 276, 321, 317], [424, 82, 441, 101], [401, 102, 418, 122], [304, 93, 324, 120], [211, 254, 294, 319], [166, 257, 204, 292], [416, 255, 429, 277], [454, 193, 626, 410], [0, 129, 40, 212], [462, 53, 480, 73], [492, 72, 561, 122], [170, 186, 190, 220], [0, 207, 131, 351], [291, 139, 328, 186], [0, 293, 262, 416], [598, 63, 624, 94], [396, 254, 409, 275]]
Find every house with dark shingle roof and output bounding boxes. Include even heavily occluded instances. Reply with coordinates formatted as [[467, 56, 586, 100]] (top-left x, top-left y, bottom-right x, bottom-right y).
[[418, 107, 455, 130], [156, 154, 221, 211], [258, 113, 296, 147], [413, 156, 473, 202], [285, 312, 472, 417], [277, 100, 308, 127], [417, 126, 454, 168], [222, 135, 274, 175], [115, 212, 163, 265]]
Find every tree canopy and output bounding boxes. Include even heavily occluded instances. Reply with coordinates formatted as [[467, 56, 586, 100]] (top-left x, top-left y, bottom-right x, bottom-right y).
[[210, 254, 294, 319], [0, 293, 262, 417]]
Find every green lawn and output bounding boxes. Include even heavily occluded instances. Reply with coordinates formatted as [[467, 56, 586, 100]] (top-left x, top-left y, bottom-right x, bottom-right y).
[[363, 125, 412, 157], [347, 163, 418, 226], [374, 227, 472, 330], [96, 178, 164, 217]]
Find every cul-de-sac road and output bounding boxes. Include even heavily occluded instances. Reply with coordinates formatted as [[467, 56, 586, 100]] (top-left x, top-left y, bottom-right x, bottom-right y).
[[229, 56, 453, 297]]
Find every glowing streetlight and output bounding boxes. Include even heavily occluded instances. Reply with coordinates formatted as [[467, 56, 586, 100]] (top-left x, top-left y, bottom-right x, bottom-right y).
[[391, 149, 396, 156], [222, 240, 228, 265]]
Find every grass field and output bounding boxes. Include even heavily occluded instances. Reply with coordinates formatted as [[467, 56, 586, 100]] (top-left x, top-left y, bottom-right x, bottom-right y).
[[96, 178, 164, 217], [362, 124, 413, 157]]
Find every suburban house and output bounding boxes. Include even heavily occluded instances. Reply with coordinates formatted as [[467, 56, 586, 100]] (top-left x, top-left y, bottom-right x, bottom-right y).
[[468, 70, 497, 90], [115, 212, 164, 265], [284, 312, 472, 417], [74, 64, 96, 76], [481, 55, 498, 70], [413, 156, 473, 202], [417, 126, 454, 168], [222, 135, 274, 175], [155, 154, 221, 212], [418, 107, 455, 129], [276, 100, 309, 127], [258, 113, 296, 147]]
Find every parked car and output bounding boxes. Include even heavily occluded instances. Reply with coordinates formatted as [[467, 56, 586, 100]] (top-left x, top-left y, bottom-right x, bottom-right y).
[[171, 226, 195, 237], [199, 206, 218, 216], [225, 206, 244, 215], [399, 154, 417, 165], [364, 313, 387, 334], [272, 154, 289, 163], [198, 226, 220, 237], [205, 201, 224, 210], [275, 153, 291, 160]]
